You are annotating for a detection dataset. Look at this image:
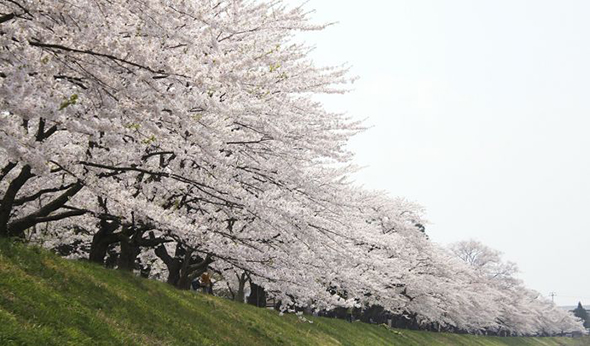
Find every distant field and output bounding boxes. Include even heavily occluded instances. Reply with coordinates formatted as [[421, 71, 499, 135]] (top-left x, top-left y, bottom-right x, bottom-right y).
[[0, 240, 588, 345]]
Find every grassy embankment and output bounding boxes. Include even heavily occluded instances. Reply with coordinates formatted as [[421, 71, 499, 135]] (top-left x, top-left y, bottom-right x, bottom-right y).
[[0, 240, 588, 346]]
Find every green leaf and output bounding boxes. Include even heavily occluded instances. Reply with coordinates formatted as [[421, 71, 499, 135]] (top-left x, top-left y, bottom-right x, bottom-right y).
[[58, 94, 79, 111], [125, 123, 141, 130], [142, 135, 157, 144]]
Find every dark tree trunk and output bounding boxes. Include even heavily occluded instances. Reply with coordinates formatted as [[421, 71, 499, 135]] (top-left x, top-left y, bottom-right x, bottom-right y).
[[176, 249, 193, 290], [89, 217, 120, 264], [166, 261, 182, 286], [117, 236, 140, 271], [154, 241, 213, 290], [115, 224, 166, 272], [104, 247, 119, 268], [176, 249, 194, 290], [177, 251, 213, 290], [176, 275, 192, 290], [360, 305, 386, 324], [234, 272, 248, 302], [247, 282, 267, 308], [155, 242, 184, 286], [116, 225, 139, 272], [0, 165, 33, 237], [89, 239, 112, 264]]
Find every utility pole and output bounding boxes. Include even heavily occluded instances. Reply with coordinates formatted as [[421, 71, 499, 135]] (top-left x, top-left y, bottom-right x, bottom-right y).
[[549, 292, 556, 303]]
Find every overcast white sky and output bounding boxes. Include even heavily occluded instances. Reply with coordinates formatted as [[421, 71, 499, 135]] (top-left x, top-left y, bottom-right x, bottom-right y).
[[302, 0, 590, 307]]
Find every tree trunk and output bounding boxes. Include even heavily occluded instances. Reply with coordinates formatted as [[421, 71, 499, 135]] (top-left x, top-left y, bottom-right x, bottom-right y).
[[116, 225, 138, 271], [166, 261, 182, 286], [247, 282, 267, 307], [155, 242, 184, 286], [89, 238, 112, 264], [177, 250, 212, 290], [234, 272, 248, 302], [117, 236, 140, 271], [89, 217, 120, 264], [115, 225, 166, 272], [154, 241, 213, 290], [176, 250, 212, 290], [0, 165, 33, 237]]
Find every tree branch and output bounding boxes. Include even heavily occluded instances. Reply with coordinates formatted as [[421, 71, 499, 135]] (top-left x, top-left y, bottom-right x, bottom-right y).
[[141, 151, 175, 161], [0, 165, 33, 237], [7, 182, 83, 236], [187, 254, 213, 272], [137, 236, 172, 248], [34, 209, 87, 223], [154, 238, 174, 267], [13, 183, 76, 207], [5, 0, 32, 17], [0, 162, 17, 182], [79, 161, 242, 208], [35, 118, 58, 142], [226, 136, 270, 145], [28, 40, 174, 76], [0, 13, 15, 24]]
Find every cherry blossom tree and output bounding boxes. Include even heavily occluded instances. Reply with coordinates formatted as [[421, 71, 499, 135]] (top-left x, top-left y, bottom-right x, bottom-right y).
[[1, 0, 356, 252], [1, 1, 374, 308], [449, 240, 585, 335]]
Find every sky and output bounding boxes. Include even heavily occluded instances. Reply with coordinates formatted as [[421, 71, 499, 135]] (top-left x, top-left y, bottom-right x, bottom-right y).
[[301, 0, 590, 307]]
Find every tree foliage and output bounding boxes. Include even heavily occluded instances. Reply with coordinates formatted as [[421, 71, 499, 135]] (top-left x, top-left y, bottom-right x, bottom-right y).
[[573, 302, 589, 329]]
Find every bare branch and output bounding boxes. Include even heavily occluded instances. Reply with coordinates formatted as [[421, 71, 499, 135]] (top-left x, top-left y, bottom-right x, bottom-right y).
[[0, 13, 15, 24], [13, 183, 76, 207], [0, 162, 17, 182], [34, 209, 87, 223], [7, 182, 84, 236]]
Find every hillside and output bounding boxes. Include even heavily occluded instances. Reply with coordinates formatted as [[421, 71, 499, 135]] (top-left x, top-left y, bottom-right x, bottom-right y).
[[0, 240, 587, 346]]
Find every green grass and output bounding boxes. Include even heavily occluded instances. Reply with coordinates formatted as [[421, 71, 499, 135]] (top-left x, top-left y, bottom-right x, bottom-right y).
[[0, 240, 588, 346]]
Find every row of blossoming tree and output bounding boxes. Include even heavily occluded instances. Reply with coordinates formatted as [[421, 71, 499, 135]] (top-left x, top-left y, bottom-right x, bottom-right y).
[[0, 0, 584, 336]]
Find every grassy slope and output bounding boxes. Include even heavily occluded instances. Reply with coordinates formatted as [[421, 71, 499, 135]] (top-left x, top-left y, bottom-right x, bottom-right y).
[[0, 240, 588, 346]]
